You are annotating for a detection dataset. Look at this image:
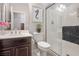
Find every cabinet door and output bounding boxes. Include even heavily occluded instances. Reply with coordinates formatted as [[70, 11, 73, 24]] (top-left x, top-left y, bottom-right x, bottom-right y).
[[15, 45, 30, 56], [0, 48, 13, 56]]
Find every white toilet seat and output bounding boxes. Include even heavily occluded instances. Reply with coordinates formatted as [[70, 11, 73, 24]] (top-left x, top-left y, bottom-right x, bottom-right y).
[[37, 41, 50, 52], [38, 41, 50, 48]]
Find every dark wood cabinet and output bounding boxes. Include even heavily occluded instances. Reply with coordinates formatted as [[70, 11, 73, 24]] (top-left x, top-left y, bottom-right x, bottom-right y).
[[15, 45, 29, 56], [0, 48, 13, 56], [0, 37, 32, 56]]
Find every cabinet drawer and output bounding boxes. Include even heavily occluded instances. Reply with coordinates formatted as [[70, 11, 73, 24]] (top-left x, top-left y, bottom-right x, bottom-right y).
[[13, 38, 31, 45], [0, 37, 31, 48]]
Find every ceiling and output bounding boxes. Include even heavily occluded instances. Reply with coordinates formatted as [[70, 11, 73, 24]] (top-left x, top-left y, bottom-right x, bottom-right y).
[[32, 3, 53, 8]]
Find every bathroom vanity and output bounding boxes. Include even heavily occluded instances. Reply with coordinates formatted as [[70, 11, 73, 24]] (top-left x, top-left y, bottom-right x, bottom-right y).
[[0, 3, 32, 56], [0, 33, 32, 56]]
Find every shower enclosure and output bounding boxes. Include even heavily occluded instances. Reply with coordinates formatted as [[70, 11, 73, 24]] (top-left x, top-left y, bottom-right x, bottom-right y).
[[45, 3, 79, 56]]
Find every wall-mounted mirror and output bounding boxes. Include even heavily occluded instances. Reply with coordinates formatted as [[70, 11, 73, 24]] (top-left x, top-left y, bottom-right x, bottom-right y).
[[0, 3, 11, 30], [0, 3, 3, 30], [11, 11, 26, 30], [0, 3, 26, 30]]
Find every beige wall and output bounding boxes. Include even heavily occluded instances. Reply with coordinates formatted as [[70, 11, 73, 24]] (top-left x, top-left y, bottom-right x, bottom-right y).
[[0, 3, 48, 41], [28, 3, 47, 41]]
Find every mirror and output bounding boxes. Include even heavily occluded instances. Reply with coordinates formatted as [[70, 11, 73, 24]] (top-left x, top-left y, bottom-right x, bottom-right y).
[[0, 3, 11, 30], [0, 3, 26, 30], [11, 11, 25, 30]]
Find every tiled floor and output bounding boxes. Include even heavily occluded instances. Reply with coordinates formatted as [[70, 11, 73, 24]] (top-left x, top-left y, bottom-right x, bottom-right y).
[[32, 41, 56, 56], [32, 47, 57, 56]]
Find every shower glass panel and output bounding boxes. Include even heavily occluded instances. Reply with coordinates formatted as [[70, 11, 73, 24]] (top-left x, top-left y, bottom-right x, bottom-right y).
[[46, 3, 79, 56], [46, 3, 63, 55]]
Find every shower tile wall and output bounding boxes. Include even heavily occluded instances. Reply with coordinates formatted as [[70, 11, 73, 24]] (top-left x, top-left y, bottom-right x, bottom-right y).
[[62, 4, 79, 56]]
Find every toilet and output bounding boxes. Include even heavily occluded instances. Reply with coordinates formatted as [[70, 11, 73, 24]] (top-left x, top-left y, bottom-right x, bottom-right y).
[[37, 41, 50, 56], [37, 41, 50, 51], [33, 32, 50, 56]]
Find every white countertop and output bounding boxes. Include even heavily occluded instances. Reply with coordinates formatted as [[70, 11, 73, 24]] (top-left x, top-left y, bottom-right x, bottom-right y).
[[0, 33, 33, 39]]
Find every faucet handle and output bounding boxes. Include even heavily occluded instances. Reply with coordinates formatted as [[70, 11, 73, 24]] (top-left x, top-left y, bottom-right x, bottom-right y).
[[15, 30, 17, 34], [10, 31, 13, 34]]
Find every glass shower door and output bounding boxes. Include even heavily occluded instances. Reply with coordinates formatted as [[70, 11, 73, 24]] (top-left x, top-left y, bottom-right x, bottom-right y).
[[46, 3, 62, 55], [46, 3, 79, 56]]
